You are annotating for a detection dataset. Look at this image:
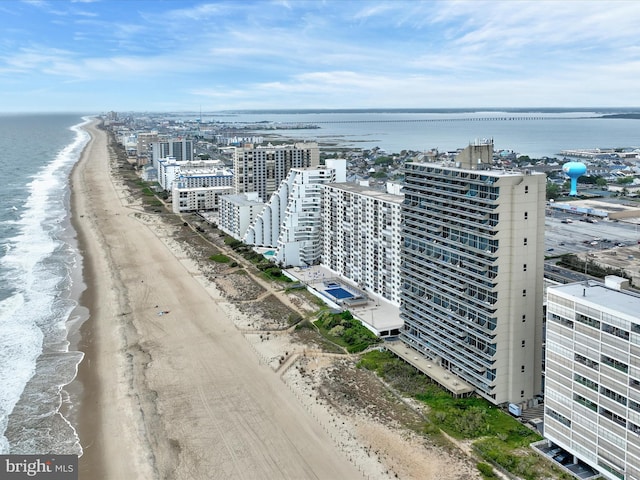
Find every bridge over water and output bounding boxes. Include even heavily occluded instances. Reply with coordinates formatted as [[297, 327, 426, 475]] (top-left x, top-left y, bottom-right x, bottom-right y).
[[311, 116, 556, 124]]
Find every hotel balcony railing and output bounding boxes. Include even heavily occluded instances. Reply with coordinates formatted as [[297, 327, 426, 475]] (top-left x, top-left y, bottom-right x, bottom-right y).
[[405, 200, 491, 222], [402, 205, 497, 230], [401, 292, 497, 338], [400, 274, 498, 315], [400, 243, 496, 272], [405, 304, 496, 368], [406, 189, 499, 213], [401, 254, 498, 292], [402, 300, 497, 361], [403, 210, 499, 235]]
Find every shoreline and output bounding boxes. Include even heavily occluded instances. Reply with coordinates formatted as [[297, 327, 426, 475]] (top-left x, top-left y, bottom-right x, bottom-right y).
[[68, 119, 107, 478], [69, 120, 361, 479]]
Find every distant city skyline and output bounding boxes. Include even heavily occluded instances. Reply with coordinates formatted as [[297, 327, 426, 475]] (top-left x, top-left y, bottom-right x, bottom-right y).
[[1, 0, 640, 113]]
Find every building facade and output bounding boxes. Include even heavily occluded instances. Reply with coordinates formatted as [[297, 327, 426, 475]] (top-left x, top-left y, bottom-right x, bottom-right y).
[[136, 131, 158, 164], [172, 185, 234, 214], [152, 138, 194, 169], [233, 142, 319, 202], [399, 141, 546, 405], [158, 159, 232, 193], [545, 277, 640, 480], [243, 160, 345, 267], [321, 183, 403, 305], [218, 193, 265, 240]]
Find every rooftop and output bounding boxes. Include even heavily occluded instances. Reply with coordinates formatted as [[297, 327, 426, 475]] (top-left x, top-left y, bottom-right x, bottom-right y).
[[549, 279, 640, 320]]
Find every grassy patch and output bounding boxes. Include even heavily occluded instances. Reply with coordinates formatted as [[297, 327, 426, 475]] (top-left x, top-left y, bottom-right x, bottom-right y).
[[209, 253, 230, 263], [357, 350, 550, 478], [314, 310, 380, 353], [477, 462, 498, 479]]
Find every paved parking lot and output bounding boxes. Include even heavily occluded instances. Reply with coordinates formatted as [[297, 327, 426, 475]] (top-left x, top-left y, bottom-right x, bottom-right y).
[[545, 212, 640, 256]]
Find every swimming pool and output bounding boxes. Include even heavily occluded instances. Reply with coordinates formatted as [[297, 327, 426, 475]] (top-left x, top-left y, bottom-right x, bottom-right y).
[[325, 287, 355, 300]]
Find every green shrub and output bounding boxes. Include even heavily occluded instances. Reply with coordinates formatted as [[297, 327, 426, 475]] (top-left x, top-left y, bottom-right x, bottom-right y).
[[209, 254, 230, 263], [477, 462, 497, 479]]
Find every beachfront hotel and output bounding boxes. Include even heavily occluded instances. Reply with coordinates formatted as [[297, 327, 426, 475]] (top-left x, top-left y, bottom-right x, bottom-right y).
[[544, 278, 640, 480], [233, 142, 320, 202], [157, 158, 232, 192], [320, 182, 403, 305], [399, 140, 546, 406], [243, 159, 346, 266]]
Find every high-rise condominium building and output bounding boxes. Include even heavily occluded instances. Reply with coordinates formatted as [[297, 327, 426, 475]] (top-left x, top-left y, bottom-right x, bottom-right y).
[[545, 277, 640, 480], [399, 141, 546, 405], [244, 159, 346, 267], [321, 183, 403, 305], [233, 142, 319, 202], [151, 138, 194, 168], [136, 131, 158, 160]]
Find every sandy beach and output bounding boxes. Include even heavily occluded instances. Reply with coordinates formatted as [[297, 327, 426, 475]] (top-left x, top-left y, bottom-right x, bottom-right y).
[[69, 119, 482, 480]]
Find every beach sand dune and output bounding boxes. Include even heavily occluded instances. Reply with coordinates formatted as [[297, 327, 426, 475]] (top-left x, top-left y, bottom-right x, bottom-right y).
[[72, 121, 360, 479]]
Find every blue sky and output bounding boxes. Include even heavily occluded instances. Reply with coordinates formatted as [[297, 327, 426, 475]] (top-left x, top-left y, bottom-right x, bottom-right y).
[[1, 0, 640, 113]]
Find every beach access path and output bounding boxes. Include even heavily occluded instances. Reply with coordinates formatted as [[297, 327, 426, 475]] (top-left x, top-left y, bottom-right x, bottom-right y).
[[71, 120, 360, 479]]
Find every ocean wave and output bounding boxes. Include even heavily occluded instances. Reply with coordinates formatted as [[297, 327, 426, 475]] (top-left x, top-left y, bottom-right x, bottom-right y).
[[0, 116, 90, 454]]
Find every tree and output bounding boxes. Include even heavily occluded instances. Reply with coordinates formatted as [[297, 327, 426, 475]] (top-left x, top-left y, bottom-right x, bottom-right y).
[[546, 182, 560, 200], [595, 177, 608, 188], [617, 176, 634, 185]]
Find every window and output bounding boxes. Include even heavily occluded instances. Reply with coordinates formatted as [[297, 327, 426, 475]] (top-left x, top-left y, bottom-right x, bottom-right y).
[[575, 353, 599, 370], [522, 314, 526, 322], [602, 323, 629, 340], [521, 365, 525, 373], [525, 186, 529, 193], [576, 313, 600, 329], [546, 407, 571, 427], [524, 212, 528, 220], [523, 264, 527, 272], [574, 393, 598, 411], [522, 289, 527, 297], [601, 355, 628, 374], [599, 407, 627, 427], [601, 385, 627, 406], [524, 238, 528, 246], [575, 373, 598, 390], [521, 340, 526, 348], [550, 313, 574, 328]]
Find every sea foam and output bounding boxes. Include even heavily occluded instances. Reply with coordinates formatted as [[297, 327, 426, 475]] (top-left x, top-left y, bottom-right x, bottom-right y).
[[0, 117, 90, 454]]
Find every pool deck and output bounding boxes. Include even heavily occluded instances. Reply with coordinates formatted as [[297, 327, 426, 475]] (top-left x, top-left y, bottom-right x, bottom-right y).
[[284, 265, 403, 335]]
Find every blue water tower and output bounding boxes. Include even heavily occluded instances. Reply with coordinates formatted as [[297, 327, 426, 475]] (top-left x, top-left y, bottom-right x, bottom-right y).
[[562, 161, 587, 196]]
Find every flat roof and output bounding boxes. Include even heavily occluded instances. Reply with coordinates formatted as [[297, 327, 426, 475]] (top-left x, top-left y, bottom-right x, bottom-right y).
[[560, 198, 640, 214], [549, 281, 640, 319], [325, 183, 404, 205]]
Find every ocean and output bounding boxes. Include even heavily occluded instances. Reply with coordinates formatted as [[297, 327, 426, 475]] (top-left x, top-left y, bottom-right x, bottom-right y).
[[0, 108, 638, 457], [0, 113, 90, 455]]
